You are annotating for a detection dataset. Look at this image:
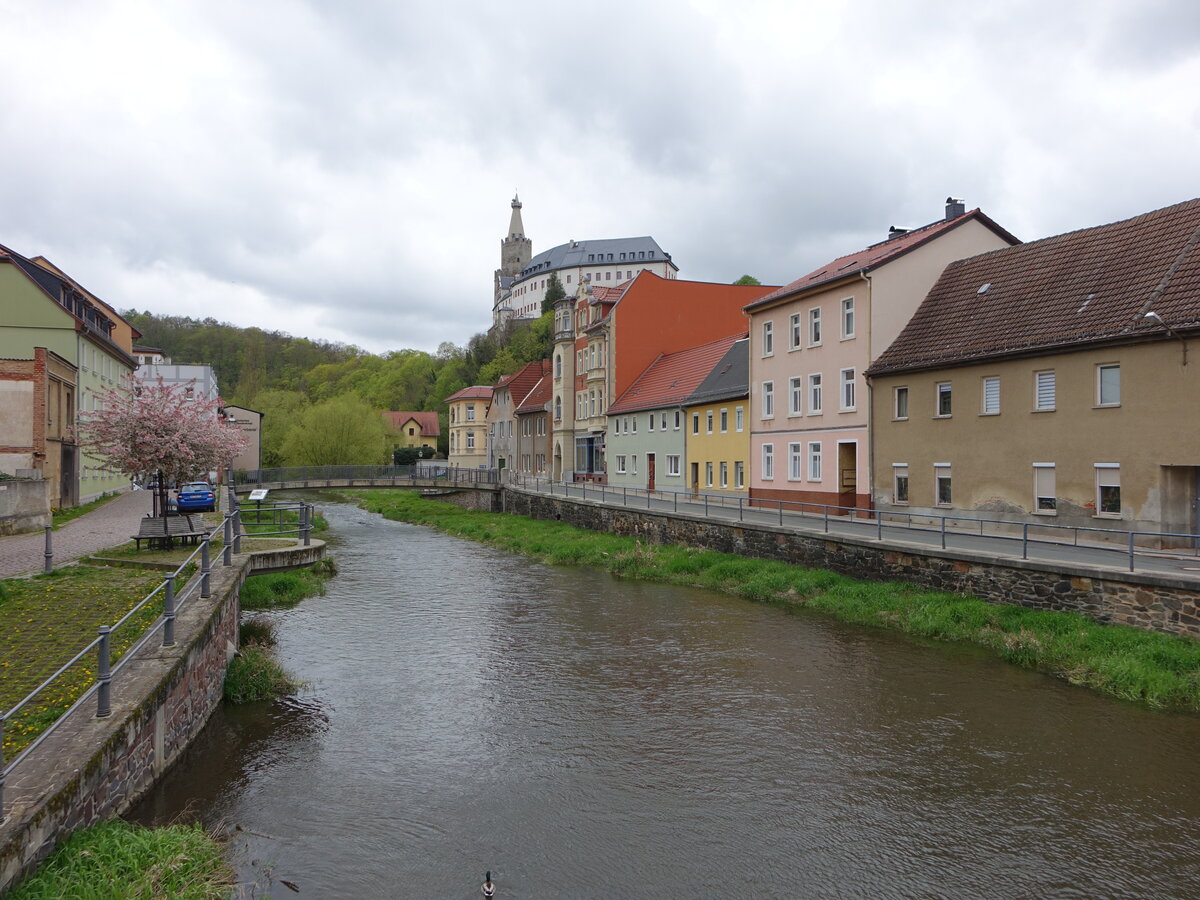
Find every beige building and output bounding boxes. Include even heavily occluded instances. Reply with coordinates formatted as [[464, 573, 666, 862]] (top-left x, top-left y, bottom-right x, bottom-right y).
[[223, 404, 264, 471], [866, 197, 1200, 538], [445, 386, 493, 468]]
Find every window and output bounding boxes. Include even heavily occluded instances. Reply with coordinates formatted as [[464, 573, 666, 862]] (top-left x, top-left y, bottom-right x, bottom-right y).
[[982, 376, 1000, 414], [1035, 370, 1056, 410], [841, 297, 855, 338], [466, 431, 475, 450], [719, 461, 728, 488], [936, 382, 952, 417], [554, 354, 562, 378], [789, 443, 803, 480], [935, 463, 952, 506], [692, 412, 700, 435], [893, 464, 909, 504], [894, 386, 909, 420], [762, 381, 774, 418], [1034, 463, 1056, 513], [705, 461, 713, 487], [735, 406, 744, 431], [1097, 364, 1120, 406], [808, 442, 822, 481], [762, 321, 774, 356], [674, 411, 681, 430], [649, 414, 655, 432], [809, 374, 822, 414], [632, 416, 637, 433], [720, 408, 728, 432], [789, 377, 803, 416], [734, 461, 745, 488], [554, 396, 561, 420], [1096, 464, 1121, 516], [789, 313, 802, 350], [706, 410, 714, 433], [808, 307, 822, 345], [762, 443, 775, 479], [667, 454, 681, 476], [616, 456, 626, 474], [466, 404, 475, 421], [840, 368, 856, 410], [661, 412, 667, 430], [631, 455, 638, 475]]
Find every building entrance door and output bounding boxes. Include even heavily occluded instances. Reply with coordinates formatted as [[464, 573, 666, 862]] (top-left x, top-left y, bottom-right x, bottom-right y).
[[691, 462, 699, 495], [838, 443, 857, 513], [647, 453, 656, 492]]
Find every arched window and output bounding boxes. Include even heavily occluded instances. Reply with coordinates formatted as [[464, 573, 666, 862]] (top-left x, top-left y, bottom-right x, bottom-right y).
[[554, 396, 562, 420]]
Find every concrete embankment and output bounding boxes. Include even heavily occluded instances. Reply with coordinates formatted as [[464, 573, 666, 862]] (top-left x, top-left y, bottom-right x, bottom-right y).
[[0, 540, 325, 893]]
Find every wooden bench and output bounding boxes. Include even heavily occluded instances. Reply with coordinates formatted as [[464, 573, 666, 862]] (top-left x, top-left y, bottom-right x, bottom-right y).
[[132, 514, 208, 550]]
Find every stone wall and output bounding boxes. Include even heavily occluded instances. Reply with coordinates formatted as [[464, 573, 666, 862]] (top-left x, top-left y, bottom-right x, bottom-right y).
[[503, 488, 1200, 638], [0, 477, 50, 534], [433, 487, 502, 513]]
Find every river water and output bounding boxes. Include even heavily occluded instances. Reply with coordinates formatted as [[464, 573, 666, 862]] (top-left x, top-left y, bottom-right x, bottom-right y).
[[130, 502, 1200, 898]]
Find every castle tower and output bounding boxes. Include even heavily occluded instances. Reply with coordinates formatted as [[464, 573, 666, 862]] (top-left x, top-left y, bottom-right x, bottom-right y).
[[494, 194, 533, 316]]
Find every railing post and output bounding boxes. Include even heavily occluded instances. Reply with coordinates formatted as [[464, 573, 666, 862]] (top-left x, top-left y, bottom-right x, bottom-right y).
[[1022, 522, 1029, 559], [941, 516, 947, 550], [673, 491, 677, 513], [824, 506, 829, 533], [877, 509, 883, 540], [623, 487, 627, 507], [97, 626, 112, 717], [739, 497, 744, 522], [704, 494, 709, 517], [779, 500, 783, 526], [163, 574, 176, 647], [0, 716, 6, 820], [304, 504, 312, 547], [233, 508, 242, 554], [223, 514, 233, 567], [43, 524, 53, 574], [201, 537, 211, 598], [1128, 530, 1135, 572]]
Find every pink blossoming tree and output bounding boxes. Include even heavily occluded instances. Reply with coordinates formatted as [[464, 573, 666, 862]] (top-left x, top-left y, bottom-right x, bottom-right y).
[[80, 376, 249, 518]]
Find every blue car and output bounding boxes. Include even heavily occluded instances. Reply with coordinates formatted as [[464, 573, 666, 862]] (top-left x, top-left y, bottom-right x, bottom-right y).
[[176, 482, 216, 513]]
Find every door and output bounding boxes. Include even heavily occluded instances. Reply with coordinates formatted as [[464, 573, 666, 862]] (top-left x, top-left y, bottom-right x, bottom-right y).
[[837, 442, 857, 513], [647, 453, 656, 493], [691, 462, 700, 495], [60, 445, 77, 507]]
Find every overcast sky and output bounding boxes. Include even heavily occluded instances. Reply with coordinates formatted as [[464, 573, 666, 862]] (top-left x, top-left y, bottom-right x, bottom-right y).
[[2, 0, 1197, 355]]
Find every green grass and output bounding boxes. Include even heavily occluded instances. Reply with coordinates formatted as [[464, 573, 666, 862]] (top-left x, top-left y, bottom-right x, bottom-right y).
[[51, 492, 122, 529], [0, 565, 179, 759], [349, 489, 1200, 712], [223, 643, 298, 703], [240, 559, 336, 611], [6, 819, 232, 900]]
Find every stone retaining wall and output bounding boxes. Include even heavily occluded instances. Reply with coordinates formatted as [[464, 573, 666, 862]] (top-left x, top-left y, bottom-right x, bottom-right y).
[[0, 478, 50, 535], [503, 489, 1200, 638]]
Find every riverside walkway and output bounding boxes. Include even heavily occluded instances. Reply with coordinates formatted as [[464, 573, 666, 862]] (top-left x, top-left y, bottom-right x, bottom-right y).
[[0, 491, 154, 579]]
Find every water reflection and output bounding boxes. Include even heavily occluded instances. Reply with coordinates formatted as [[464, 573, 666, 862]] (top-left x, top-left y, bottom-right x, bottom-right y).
[[130, 501, 1200, 899]]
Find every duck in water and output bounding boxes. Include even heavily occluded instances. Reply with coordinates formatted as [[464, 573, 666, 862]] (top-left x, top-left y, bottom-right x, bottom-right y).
[[482, 871, 496, 897]]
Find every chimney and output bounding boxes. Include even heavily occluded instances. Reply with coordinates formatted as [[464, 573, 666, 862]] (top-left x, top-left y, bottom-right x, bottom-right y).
[[887, 225, 909, 241], [945, 197, 966, 220]]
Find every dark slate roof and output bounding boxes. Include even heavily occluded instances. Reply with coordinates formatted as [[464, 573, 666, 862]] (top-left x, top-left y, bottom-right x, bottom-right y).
[[867, 198, 1200, 376], [607, 333, 745, 415], [745, 209, 1019, 312], [518, 236, 676, 282], [686, 338, 749, 405]]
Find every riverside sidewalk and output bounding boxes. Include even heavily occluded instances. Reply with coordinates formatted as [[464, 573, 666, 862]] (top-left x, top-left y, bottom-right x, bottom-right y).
[[0, 491, 154, 578]]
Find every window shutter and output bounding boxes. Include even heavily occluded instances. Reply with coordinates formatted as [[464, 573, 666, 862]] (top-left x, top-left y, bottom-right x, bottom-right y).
[[983, 378, 1000, 413], [1036, 371, 1056, 409]]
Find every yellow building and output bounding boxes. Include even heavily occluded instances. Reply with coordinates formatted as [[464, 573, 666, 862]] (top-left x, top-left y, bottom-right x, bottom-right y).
[[382, 411, 440, 451], [445, 386, 492, 468], [683, 338, 750, 494]]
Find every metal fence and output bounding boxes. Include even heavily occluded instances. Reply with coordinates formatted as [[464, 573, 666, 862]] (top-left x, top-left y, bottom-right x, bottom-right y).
[[506, 472, 1200, 576], [0, 494, 313, 821], [233, 465, 499, 488]]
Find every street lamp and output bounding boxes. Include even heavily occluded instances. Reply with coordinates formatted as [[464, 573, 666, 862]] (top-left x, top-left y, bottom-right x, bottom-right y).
[[1143, 311, 1189, 366]]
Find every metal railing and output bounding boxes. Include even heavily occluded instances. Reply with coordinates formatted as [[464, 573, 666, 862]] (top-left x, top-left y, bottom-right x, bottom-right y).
[[505, 472, 1200, 576], [233, 464, 499, 488], [0, 495, 315, 821]]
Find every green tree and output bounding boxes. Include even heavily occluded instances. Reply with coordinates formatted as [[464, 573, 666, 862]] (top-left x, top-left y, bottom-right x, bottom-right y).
[[253, 389, 311, 467], [281, 395, 395, 466], [733, 274, 761, 285], [541, 272, 566, 314]]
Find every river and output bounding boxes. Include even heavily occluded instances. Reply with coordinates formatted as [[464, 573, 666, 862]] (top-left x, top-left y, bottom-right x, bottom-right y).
[[130, 501, 1200, 898]]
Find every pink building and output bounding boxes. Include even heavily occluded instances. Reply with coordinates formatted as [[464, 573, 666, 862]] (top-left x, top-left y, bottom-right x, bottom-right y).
[[744, 199, 1018, 512]]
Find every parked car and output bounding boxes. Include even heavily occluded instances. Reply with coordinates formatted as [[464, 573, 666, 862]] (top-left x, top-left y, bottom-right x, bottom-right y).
[[176, 482, 216, 512]]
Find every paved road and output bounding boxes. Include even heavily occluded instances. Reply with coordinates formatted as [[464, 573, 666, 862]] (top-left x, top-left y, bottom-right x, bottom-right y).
[[0, 490, 154, 579], [524, 482, 1200, 581]]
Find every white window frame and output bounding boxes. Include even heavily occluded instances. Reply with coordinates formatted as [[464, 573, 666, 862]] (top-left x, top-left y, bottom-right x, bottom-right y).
[[1035, 370, 1056, 411], [720, 408, 728, 432], [616, 455, 627, 474], [762, 443, 775, 480], [789, 377, 803, 416], [808, 374, 822, 414], [982, 376, 1000, 415], [808, 441, 822, 482], [1097, 364, 1120, 407], [1034, 463, 1056, 515], [762, 381, 774, 418], [788, 442, 803, 481], [840, 368, 856, 411], [934, 462, 952, 506], [893, 463, 909, 505], [667, 454, 681, 476], [692, 412, 700, 435], [789, 313, 802, 350], [1095, 463, 1121, 517], [808, 307, 822, 346], [735, 406, 744, 432], [719, 461, 728, 488], [762, 320, 774, 356], [936, 382, 952, 417], [706, 410, 714, 433], [705, 461, 714, 487], [734, 460, 745, 489], [840, 297, 855, 339], [894, 386, 909, 420]]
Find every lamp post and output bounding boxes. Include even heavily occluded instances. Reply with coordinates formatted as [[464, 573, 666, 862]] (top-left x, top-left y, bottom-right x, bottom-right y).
[[1144, 311, 1189, 366]]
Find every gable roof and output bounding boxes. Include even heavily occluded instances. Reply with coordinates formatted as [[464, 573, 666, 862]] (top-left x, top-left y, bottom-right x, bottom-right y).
[[444, 385, 494, 403], [382, 410, 441, 436], [686, 338, 749, 406], [493, 360, 545, 404], [745, 208, 1019, 312], [607, 333, 746, 415], [867, 197, 1200, 376], [515, 370, 553, 415]]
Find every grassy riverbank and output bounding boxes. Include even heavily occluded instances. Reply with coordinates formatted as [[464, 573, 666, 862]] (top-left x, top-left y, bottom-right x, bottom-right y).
[[351, 490, 1200, 712], [6, 819, 232, 900]]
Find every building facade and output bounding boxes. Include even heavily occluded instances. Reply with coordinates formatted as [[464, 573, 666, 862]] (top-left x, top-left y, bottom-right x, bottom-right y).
[[382, 411, 440, 451], [486, 361, 546, 473], [684, 338, 750, 495], [744, 199, 1019, 513], [445, 386, 493, 468]]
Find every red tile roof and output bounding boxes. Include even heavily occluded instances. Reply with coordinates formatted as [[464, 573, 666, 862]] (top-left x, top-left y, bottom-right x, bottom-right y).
[[515, 371, 552, 414], [867, 198, 1200, 375], [607, 333, 747, 414], [382, 410, 440, 436], [493, 360, 545, 403], [444, 385, 494, 403], [745, 209, 1019, 311]]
